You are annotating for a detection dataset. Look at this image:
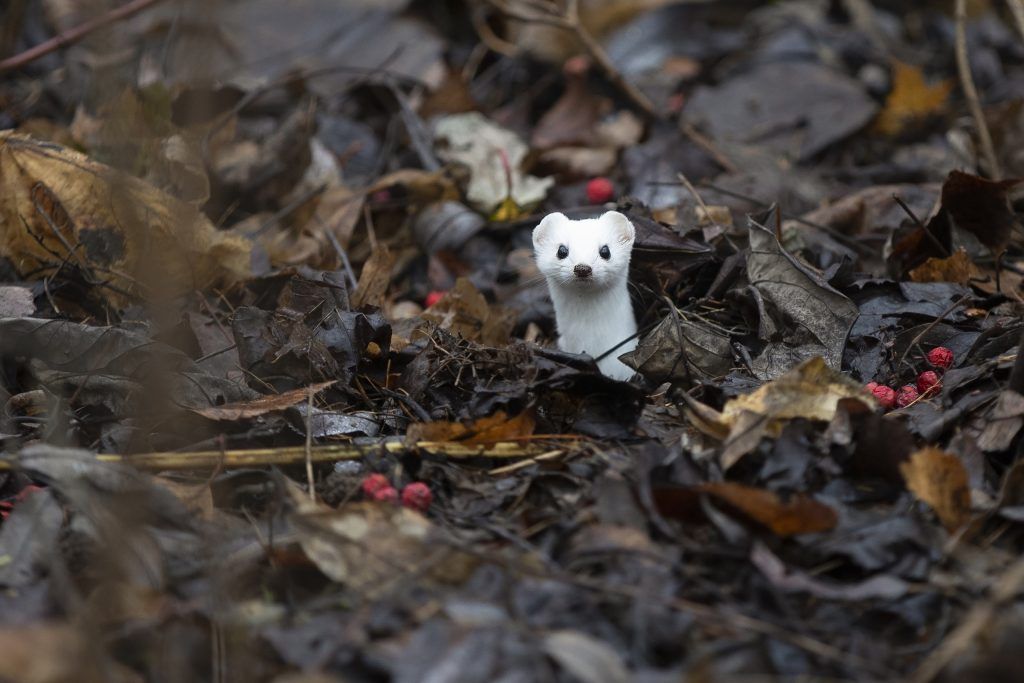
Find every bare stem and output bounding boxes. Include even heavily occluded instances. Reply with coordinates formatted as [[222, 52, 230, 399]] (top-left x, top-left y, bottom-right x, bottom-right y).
[[1007, 0, 1024, 44], [954, 0, 1002, 178], [480, 0, 660, 119], [0, 0, 165, 73]]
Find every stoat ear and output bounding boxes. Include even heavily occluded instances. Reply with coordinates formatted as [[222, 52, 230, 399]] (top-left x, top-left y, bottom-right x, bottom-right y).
[[602, 211, 635, 245], [533, 212, 567, 247]]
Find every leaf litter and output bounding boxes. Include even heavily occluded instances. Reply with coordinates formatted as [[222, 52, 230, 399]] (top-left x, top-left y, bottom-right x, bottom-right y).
[[2, 1, 1024, 681]]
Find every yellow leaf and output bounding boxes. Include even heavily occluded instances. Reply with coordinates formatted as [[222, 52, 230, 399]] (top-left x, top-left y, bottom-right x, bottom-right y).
[[489, 195, 523, 222], [874, 61, 952, 137]]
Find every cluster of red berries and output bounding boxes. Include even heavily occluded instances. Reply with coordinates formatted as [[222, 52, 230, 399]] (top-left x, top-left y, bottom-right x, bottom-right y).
[[865, 347, 954, 411], [361, 474, 433, 512]]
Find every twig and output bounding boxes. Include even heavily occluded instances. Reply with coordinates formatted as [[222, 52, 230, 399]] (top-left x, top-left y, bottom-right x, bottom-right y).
[[0, 0, 165, 73], [909, 555, 1024, 683], [304, 387, 315, 502], [481, 0, 660, 118], [1007, 326, 1024, 394], [680, 121, 737, 173], [893, 193, 950, 257], [894, 293, 971, 371], [954, 0, 1001, 179], [1007, 0, 1024, 44], [0, 439, 574, 472]]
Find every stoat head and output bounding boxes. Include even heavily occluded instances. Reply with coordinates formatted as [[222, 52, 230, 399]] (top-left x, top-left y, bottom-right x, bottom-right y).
[[532, 211, 635, 290]]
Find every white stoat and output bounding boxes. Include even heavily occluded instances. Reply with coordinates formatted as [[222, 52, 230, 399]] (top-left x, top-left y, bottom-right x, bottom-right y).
[[532, 210, 638, 381]]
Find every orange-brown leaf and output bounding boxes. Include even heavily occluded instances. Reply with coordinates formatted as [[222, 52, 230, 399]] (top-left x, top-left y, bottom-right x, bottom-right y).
[[700, 482, 838, 537], [900, 447, 970, 531]]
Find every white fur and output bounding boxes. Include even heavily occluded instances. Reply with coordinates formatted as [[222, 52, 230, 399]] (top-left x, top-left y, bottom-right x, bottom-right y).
[[532, 211, 638, 381]]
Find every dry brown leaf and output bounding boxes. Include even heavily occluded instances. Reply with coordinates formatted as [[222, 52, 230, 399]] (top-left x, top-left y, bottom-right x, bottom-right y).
[[900, 447, 971, 531], [0, 132, 250, 308], [700, 482, 838, 537], [264, 186, 364, 267], [419, 276, 515, 346], [700, 357, 874, 468], [406, 410, 536, 446], [908, 248, 978, 284], [191, 381, 335, 421], [874, 61, 952, 137], [287, 482, 476, 593], [0, 623, 130, 683], [351, 245, 396, 309]]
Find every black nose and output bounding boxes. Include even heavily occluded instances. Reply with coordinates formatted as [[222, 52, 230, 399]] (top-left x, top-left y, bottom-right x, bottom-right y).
[[573, 264, 592, 278]]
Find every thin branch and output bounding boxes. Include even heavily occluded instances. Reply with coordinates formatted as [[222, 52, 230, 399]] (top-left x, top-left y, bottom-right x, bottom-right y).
[[954, 0, 1001, 178], [1007, 0, 1024, 45], [0, 0, 165, 74], [0, 439, 576, 472], [480, 0, 660, 119]]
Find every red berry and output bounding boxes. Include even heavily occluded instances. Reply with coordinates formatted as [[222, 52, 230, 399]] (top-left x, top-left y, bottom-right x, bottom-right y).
[[424, 290, 445, 308], [401, 482, 433, 512], [361, 473, 390, 497], [371, 486, 399, 504], [917, 370, 941, 396], [896, 385, 919, 408], [871, 385, 897, 410], [865, 381, 879, 393], [927, 347, 954, 370], [586, 177, 615, 204]]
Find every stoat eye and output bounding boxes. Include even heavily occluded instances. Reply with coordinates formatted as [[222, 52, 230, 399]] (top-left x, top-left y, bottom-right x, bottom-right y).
[[599, 245, 611, 260], [556, 245, 569, 259]]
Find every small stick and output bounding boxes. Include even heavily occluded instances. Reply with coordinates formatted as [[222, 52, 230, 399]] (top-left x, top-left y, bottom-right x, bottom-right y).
[[482, 0, 660, 118], [305, 387, 315, 502], [909, 555, 1024, 683], [894, 293, 971, 370], [892, 193, 950, 257], [954, 0, 1001, 179], [0, 0, 165, 73], [1007, 0, 1024, 44]]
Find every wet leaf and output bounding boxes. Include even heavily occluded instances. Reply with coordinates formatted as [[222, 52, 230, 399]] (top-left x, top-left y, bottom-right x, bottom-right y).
[[683, 62, 877, 160], [746, 220, 859, 379]]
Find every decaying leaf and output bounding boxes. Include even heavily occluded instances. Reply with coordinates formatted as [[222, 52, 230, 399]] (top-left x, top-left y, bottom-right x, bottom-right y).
[[0, 132, 251, 308], [686, 357, 874, 469], [700, 482, 838, 536], [873, 61, 952, 137], [288, 482, 475, 593], [192, 381, 335, 421], [900, 447, 970, 531], [747, 220, 859, 379], [406, 410, 535, 446], [543, 630, 630, 683], [419, 277, 515, 346], [908, 248, 978, 284], [620, 308, 733, 387], [433, 112, 554, 214]]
